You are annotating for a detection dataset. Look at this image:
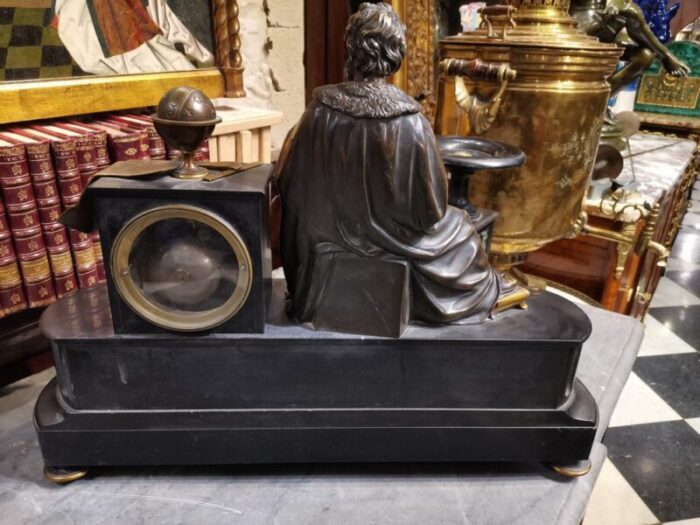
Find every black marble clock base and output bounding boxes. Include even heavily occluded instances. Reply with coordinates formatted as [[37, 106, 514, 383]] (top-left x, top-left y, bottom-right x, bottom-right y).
[[35, 283, 598, 469]]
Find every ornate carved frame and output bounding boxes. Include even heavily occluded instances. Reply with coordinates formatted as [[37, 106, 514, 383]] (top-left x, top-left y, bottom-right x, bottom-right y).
[[0, 0, 244, 125], [391, 0, 437, 117]]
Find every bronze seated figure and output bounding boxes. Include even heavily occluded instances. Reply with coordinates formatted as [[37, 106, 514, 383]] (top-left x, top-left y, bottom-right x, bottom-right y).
[[275, 2, 507, 336]]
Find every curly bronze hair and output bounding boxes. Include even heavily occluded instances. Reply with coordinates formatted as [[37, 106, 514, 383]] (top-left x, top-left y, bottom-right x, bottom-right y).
[[344, 3, 406, 80]]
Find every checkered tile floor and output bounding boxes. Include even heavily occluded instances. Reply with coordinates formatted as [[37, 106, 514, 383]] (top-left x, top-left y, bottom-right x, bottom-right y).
[[0, 7, 83, 81], [584, 182, 700, 525]]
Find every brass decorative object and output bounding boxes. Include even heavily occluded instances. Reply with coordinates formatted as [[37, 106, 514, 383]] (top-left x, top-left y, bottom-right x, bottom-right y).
[[580, 188, 670, 280], [635, 41, 700, 116], [440, 58, 516, 135], [435, 0, 621, 277], [43, 466, 88, 484], [152, 86, 222, 179]]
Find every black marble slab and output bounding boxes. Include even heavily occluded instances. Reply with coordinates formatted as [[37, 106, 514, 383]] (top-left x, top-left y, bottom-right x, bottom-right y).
[[40, 282, 591, 411], [34, 282, 598, 469]]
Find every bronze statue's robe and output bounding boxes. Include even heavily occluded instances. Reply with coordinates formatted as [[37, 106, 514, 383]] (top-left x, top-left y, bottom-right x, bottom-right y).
[[275, 81, 499, 326]]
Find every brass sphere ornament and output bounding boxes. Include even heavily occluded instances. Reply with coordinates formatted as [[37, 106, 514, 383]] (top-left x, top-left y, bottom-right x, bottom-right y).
[[152, 86, 221, 179]]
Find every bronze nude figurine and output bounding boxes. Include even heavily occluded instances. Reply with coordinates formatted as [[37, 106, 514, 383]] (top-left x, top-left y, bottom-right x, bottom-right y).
[[570, 0, 690, 147], [571, 0, 689, 101], [274, 2, 515, 336]]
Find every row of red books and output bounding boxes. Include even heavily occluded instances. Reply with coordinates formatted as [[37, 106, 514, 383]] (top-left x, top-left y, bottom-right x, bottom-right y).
[[0, 113, 209, 318]]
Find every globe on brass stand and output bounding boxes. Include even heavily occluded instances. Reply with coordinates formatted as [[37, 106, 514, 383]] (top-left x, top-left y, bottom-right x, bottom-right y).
[[152, 86, 222, 180]]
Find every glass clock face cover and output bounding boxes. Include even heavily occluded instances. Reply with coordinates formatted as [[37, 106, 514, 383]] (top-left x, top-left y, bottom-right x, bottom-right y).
[[128, 218, 238, 314], [111, 205, 253, 331]]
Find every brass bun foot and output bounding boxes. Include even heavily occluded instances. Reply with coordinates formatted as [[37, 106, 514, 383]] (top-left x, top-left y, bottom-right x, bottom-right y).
[[546, 459, 592, 478], [43, 466, 88, 484], [495, 286, 530, 313]]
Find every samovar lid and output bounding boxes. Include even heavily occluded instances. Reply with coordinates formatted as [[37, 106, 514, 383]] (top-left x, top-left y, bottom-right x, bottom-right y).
[[443, 0, 620, 56]]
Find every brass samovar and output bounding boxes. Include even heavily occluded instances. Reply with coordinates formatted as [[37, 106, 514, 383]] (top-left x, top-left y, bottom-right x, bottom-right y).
[[435, 0, 621, 277]]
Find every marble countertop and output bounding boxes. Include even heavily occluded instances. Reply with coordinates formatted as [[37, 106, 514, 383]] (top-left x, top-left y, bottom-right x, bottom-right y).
[[0, 301, 644, 525], [617, 133, 696, 205]]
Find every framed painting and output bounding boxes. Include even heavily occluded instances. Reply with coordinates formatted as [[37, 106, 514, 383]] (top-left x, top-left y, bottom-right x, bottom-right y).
[[0, 0, 244, 124]]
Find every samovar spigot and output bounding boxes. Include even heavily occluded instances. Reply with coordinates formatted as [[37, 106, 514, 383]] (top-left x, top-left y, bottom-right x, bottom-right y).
[[635, 202, 670, 267]]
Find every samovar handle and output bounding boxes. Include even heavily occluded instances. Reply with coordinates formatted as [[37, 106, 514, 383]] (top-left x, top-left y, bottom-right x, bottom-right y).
[[478, 5, 517, 39], [439, 58, 516, 136]]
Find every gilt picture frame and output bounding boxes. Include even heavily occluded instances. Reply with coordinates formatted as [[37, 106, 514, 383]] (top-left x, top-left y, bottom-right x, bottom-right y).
[[0, 0, 243, 124], [390, 0, 437, 118]]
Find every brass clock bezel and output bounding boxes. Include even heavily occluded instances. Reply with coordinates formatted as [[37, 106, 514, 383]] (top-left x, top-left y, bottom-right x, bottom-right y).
[[111, 204, 253, 332]]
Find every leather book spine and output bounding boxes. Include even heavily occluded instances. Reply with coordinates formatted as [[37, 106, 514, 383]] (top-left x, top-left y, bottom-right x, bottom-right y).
[[0, 199, 10, 240], [57, 174, 84, 208], [97, 123, 150, 161], [0, 143, 57, 307], [47, 245, 78, 298], [50, 139, 81, 181], [0, 199, 26, 315], [33, 178, 60, 204], [76, 263, 99, 289], [53, 270, 78, 297], [22, 139, 79, 298], [0, 143, 31, 188], [24, 142, 55, 182], [142, 126, 165, 160], [6, 206, 41, 238], [1, 179, 36, 212], [70, 230, 98, 289], [64, 122, 109, 168], [195, 141, 210, 162], [41, 206, 78, 298], [110, 134, 145, 161], [90, 129, 110, 168], [0, 234, 14, 261], [37, 198, 61, 226], [111, 115, 165, 160], [73, 134, 99, 188], [91, 231, 106, 283], [15, 239, 56, 309], [45, 138, 95, 292], [23, 274, 56, 308], [45, 124, 99, 187], [0, 272, 28, 315], [4, 133, 62, 207]]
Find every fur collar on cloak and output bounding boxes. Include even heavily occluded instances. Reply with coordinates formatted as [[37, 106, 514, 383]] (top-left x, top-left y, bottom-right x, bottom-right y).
[[313, 81, 422, 119]]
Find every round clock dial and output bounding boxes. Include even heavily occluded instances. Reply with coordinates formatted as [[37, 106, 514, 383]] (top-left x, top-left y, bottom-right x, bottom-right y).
[[111, 205, 253, 331]]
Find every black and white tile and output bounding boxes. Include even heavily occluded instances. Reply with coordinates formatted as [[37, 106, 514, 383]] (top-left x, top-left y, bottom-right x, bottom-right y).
[[584, 185, 700, 525]]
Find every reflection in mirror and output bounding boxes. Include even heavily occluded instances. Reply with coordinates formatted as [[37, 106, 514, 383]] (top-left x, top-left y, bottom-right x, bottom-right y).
[[676, 18, 700, 42], [435, 0, 500, 39], [0, 0, 215, 82]]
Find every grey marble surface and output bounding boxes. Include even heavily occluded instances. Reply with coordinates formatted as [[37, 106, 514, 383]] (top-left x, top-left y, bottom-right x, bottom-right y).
[[0, 302, 643, 525], [618, 133, 697, 204]]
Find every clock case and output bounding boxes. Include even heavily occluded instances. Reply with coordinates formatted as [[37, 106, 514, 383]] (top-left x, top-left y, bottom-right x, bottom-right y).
[[91, 165, 272, 335]]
